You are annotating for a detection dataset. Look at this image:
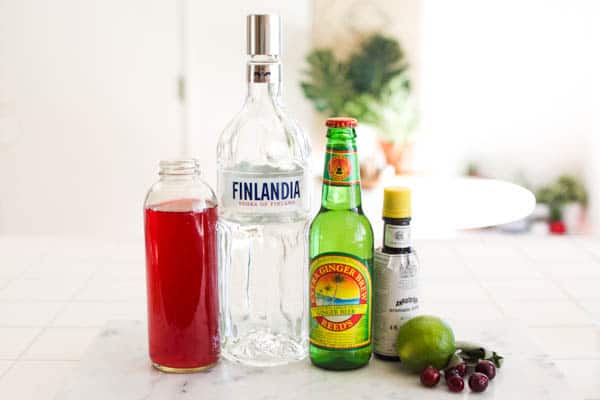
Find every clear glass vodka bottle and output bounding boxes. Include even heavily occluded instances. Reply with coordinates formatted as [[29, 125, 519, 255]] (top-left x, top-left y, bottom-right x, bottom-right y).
[[216, 14, 311, 366]]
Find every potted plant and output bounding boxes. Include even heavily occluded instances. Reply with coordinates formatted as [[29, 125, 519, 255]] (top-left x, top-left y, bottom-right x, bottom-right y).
[[301, 34, 418, 182], [536, 175, 588, 235]]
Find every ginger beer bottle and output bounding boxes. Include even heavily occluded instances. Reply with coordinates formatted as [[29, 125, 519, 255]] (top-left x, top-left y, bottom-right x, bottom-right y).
[[309, 117, 374, 370]]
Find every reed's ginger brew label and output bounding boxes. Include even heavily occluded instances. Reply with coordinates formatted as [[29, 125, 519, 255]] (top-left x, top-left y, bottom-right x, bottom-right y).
[[309, 253, 372, 349], [323, 146, 360, 186]]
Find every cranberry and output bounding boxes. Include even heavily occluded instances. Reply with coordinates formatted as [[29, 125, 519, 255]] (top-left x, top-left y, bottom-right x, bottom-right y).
[[475, 360, 496, 380], [420, 366, 441, 387], [455, 362, 468, 377], [446, 374, 464, 392], [469, 372, 489, 392], [444, 368, 459, 381]]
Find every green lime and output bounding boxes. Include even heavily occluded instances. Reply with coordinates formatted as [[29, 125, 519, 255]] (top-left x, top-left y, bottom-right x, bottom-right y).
[[396, 315, 455, 373]]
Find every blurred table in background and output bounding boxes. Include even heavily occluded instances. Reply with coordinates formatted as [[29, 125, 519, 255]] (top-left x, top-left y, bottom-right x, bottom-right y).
[[313, 175, 536, 240]]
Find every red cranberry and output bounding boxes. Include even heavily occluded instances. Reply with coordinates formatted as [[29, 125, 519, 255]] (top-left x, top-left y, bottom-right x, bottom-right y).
[[475, 360, 496, 380], [469, 372, 489, 392], [444, 368, 459, 381], [447, 374, 465, 392], [420, 366, 441, 387], [455, 362, 468, 377]]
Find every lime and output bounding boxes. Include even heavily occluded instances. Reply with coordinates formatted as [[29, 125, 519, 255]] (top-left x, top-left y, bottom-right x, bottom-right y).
[[396, 315, 455, 373]]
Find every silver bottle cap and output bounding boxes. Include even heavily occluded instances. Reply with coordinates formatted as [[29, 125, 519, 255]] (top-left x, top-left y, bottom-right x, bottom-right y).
[[247, 14, 281, 57]]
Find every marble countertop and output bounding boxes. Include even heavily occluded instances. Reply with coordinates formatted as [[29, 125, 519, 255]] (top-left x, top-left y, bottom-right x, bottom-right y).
[[2, 235, 598, 399], [55, 320, 573, 400]]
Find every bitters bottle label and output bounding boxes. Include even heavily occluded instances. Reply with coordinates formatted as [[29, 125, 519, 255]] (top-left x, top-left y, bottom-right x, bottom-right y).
[[384, 224, 411, 248], [373, 250, 419, 356], [309, 253, 372, 350], [323, 146, 360, 186]]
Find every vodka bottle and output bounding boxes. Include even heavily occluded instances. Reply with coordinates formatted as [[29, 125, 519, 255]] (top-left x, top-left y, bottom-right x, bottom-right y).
[[216, 14, 311, 366]]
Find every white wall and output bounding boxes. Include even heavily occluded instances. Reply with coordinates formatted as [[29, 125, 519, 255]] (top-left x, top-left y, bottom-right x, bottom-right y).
[[416, 0, 594, 189], [0, 0, 312, 239], [0, 0, 182, 239]]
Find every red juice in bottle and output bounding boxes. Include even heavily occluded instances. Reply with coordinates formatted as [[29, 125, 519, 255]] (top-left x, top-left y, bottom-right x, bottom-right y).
[[144, 198, 219, 372]]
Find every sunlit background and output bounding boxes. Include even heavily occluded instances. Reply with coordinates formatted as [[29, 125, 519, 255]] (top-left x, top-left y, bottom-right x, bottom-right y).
[[0, 0, 597, 239]]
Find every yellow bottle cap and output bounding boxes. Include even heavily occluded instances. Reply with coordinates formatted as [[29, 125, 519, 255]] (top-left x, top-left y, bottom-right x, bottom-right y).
[[382, 187, 411, 218]]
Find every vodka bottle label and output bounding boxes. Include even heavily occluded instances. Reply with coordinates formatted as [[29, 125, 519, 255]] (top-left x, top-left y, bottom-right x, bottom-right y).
[[309, 253, 372, 350], [373, 250, 419, 357], [220, 171, 306, 213]]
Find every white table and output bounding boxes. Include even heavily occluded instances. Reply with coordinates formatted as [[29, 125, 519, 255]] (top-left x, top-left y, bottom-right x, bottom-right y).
[[54, 320, 572, 400], [313, 175, 536, 239], [0, 235, 598, 399]]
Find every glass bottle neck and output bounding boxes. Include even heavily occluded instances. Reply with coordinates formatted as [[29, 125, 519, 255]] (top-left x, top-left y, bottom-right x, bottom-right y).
[[159, 174, 198, 182], [247, 80, 281, 101], [246, 57, 282, 101], [158, 160, 201, 182], [320, 127, 362, 211], [246, 56, 281, 90]]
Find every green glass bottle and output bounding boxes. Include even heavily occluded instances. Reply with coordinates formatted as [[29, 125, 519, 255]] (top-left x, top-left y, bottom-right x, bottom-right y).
[[309, 117, 374, 370]]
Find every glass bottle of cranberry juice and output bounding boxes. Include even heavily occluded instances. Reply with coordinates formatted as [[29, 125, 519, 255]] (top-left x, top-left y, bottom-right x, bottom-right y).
[[144, 160, 219, 372]]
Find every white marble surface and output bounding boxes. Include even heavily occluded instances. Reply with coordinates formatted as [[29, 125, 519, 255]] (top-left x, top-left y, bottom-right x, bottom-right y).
[[1, 235, 600, 399], [54, 320, 573, 400]]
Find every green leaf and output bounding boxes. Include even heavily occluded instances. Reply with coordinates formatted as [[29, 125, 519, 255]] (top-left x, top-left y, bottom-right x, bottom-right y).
[[536, 175, 588, 208], [454, 341, 504, 368], [300, 49, 355, 116], [347, 34, 407, 99], [359, 74, 418, 143]]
